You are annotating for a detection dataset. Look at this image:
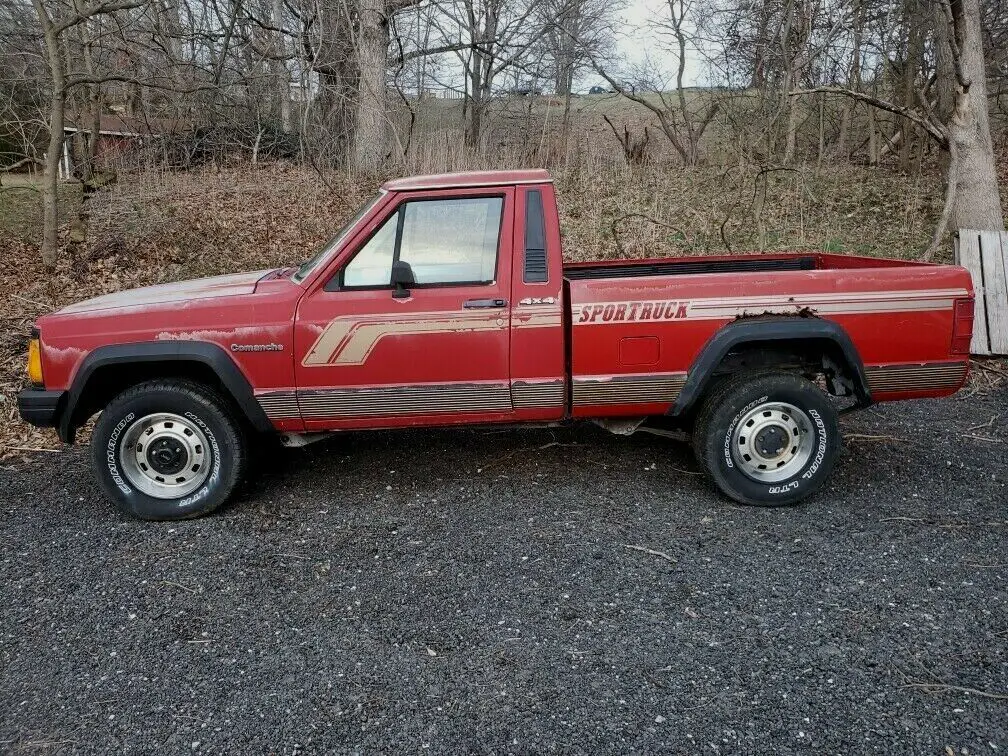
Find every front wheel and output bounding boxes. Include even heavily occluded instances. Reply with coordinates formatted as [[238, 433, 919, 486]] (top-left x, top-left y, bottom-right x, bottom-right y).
[[90, 379, 246, 520], [692, 371, 841, 506]]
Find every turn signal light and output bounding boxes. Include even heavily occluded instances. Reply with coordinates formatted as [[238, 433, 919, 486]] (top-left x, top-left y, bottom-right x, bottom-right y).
[[27, 338, 43, 385], [951, 298, 975, 355]]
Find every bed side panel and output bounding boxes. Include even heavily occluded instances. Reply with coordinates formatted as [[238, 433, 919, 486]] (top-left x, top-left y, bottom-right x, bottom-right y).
[[567, 264, 974, 417]]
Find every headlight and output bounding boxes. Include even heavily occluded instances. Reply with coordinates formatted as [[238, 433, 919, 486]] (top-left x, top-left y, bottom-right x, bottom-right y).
[[27, 336, 43, 385]]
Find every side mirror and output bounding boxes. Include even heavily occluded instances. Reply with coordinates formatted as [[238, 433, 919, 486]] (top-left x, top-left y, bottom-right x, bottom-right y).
[[390, 260, 415, 299]]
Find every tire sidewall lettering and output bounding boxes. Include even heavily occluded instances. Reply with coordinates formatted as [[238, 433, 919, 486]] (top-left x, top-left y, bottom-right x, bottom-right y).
[[176, 411, 222, 510], [723, 395, 769, 469], [105, 406, 224, 511], [801, 409, 828, 481], [106, 411, 135, 495]]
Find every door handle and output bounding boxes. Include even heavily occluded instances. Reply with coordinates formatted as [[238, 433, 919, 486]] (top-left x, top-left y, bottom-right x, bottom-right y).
[[463, 298, 508, 309]]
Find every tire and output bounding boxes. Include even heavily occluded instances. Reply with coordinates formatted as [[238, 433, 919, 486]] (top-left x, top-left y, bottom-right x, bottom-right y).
[[692, 370, 840, 507], [90, 379, 246, 520]]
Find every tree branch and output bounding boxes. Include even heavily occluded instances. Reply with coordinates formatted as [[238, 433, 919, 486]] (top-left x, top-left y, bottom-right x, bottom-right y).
[[790, 87, 949, 149]]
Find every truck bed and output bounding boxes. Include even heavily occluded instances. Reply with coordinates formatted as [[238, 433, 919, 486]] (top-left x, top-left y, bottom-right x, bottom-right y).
[[564, 251, 973, 419]]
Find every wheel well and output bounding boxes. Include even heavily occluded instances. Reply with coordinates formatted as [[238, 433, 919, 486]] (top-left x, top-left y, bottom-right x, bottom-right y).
[[670, 335, 869, 426], [68, 360, 242, 434], [712, 338, 858, 389]]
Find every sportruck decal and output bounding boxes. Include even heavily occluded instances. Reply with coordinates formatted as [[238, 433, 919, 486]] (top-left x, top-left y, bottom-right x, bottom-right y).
[[573, 288, 971, 324], [577, 301, 689, 323]]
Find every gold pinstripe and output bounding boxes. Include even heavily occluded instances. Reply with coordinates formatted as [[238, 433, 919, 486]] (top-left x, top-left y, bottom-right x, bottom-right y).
[[572, 373, 687, 406], [511, 379, 565, 408], [865, 362, 967, 393], [303, 310, 503, 367]]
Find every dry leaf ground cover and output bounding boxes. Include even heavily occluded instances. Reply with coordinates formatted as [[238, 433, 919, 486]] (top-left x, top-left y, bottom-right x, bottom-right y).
[[0, 159, 1004, 458]]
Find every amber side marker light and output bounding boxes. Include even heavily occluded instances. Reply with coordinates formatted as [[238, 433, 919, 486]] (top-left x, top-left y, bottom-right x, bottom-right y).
[[27, 337, 43, 385]]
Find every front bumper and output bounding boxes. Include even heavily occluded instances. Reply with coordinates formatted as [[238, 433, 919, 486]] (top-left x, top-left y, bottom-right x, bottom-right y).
[[17, 389, 65, 428]]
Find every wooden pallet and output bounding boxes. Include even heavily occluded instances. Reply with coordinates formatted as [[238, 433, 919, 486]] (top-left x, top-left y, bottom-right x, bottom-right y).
[[954, 229, 1008, 356]]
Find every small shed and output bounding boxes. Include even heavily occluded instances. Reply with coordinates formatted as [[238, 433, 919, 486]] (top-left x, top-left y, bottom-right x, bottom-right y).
[[59, 115, 165, 179]]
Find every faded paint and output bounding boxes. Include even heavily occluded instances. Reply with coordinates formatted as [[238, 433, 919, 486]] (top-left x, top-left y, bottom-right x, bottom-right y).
[[26, 173, 976, 440]]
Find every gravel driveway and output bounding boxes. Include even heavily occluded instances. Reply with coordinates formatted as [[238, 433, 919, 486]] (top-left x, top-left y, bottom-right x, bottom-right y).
[[2, 386, 1006, 755]]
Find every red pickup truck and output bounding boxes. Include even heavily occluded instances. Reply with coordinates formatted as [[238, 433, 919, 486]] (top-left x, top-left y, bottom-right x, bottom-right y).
[[19, 169, 975, 520]]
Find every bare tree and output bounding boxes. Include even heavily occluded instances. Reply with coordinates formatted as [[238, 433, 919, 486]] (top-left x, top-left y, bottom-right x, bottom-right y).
[[31, 0, 147, 265], [593, 0, 719, 165], [793, 0, 1005, 257], [541, 0, 618, 144]]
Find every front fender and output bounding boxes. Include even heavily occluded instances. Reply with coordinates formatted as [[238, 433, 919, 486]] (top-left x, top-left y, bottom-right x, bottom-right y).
[[59, 341, 274, 442]]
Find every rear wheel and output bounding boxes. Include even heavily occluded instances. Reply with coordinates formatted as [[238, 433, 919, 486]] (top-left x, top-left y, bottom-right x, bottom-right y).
[[90, 379, 246, 520], [692, 371, 840, 506]]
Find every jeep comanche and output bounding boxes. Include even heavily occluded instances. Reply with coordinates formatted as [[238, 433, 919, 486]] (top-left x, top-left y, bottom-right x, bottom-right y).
[[18, 170, 976, 519]]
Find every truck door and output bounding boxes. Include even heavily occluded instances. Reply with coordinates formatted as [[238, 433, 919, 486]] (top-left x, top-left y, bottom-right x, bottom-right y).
[[293, 188, 516, 430]]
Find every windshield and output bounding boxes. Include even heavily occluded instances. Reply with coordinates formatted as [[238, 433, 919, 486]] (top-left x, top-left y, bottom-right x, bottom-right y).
[[292, 191, 386, 283]]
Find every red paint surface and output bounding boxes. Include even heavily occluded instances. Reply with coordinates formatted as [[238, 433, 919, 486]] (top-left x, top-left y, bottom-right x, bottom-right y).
[[33, 173, 975, 433]]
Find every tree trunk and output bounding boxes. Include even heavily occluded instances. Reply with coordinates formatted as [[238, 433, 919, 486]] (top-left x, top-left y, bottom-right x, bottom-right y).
[[932, 0, 958, 177], [946, 0, 1004, 232], [817, 92, 825, 169], [273, 0, 291, 132], [783, 89, 798, 163], [751, 0, 770, 89], [79, 17, 100, 184], [310, 5, 358, 168], [353, 0, 389, 173], [465, 65, 482, 147], [867, 106, 878, 165], [32, 0, 65, 268], [899, 0, 924, 171], [463, 1, 496, 149], [934, 4, 958, 123], [466, 50, 491, 148], [837, 0, 863, 160], [560, 86, 573, 152]]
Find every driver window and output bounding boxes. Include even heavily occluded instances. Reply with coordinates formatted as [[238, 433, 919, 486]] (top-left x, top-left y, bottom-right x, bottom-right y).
[[341, 211, 397, 286], [399, 197, 502, 284], [339, 195, 503, 289]]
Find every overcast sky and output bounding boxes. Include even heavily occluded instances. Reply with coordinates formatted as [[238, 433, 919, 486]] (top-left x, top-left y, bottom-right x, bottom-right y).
[[598, 0, 705, 89]]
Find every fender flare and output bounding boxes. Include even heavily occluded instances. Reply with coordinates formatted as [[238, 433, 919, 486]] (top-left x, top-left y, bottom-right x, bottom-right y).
[[59, 341, 274, 441], [669, 316, 871, 416]]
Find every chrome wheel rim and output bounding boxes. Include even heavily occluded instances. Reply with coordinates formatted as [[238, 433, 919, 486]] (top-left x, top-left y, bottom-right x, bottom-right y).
[[119, 413, 211, 499], [731, 401, 815, 483]]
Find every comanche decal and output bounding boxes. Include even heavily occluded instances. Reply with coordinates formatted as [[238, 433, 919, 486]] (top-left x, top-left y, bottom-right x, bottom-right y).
[[232, 342, 284, 352]]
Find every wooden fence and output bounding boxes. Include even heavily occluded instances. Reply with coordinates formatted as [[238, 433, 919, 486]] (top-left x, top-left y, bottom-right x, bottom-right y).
[[955, 229, 1008, 356]]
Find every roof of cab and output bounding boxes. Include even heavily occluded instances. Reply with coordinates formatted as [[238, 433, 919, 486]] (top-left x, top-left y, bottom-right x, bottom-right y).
[[382, 169, 552, 192]]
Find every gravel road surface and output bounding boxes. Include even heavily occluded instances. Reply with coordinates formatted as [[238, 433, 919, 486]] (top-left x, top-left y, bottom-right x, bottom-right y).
[[2, 386, 1006, 754]]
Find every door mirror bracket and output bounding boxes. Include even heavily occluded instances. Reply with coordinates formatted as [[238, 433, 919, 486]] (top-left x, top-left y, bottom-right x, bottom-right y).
[[391, 260, 415, 299]]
